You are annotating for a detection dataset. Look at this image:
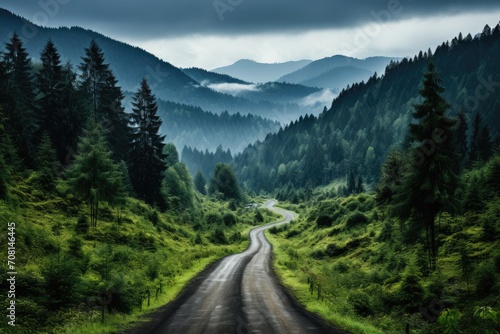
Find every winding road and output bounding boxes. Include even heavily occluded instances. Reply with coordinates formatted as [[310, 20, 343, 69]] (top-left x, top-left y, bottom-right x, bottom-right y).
[[133, 200, 339, 334]]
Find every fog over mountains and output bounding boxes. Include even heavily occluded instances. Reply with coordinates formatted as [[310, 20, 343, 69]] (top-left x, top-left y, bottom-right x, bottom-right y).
[[0, 8, 396, 154]]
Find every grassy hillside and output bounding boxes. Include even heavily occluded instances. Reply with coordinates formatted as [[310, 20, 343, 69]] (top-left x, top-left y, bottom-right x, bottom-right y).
[[267, 159, 500, 333], [0, 175, 277, 334]]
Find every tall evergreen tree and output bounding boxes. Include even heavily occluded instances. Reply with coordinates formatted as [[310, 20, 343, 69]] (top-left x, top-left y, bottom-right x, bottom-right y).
[[347, 171, 356, 194], [454, 111, 468, 170], [78, 40, 130, 161], [129, 79, 166, 206], [2, 33, 37, 167], [208, 163, 243, 202], [67, 118, 125, 227], [194, 170, 207, 195], [393, 61, 458, 270], [470, 113, 482, 162], [356, 175, 364, 194], [478, 124, 492, 162], [34, 132, 59, 193], [36, 40, 63, 132]]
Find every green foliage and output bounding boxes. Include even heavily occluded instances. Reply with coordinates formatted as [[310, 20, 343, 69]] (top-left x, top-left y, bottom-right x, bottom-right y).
[[210, 227, 228, 244], [316, 215, 334, 228], [473, 260, 498, 298], [222, 212, 237, 226], [129, 78, 166, 207], [349, 291, 373, 316], [391, 61, 458, 269], [345, 211, 369, 227], [76, 215, 89, 234], [67, 119, 126, 227], [34, 132, 59, 193], [208, 163, 243, 202], [205, 212, 222, 225], [79, 39, 130, 162], [397, 259, 425, 312], [42, 253, 82, 310], [162, 162, 195, 212], [254, 209, 265, 223], [194, 170, 207, 195], [474, 307, 500, 334], [437, 309, 463, 334]]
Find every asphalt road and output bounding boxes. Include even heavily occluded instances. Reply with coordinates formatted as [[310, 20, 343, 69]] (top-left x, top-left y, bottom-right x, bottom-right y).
[[138, 200, 341, 334]]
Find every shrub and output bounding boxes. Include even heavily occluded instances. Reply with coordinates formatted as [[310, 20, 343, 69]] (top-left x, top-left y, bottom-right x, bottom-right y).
[[316, 215, 333, 228], [42, 254, 82, 310], [325, 243, 348, 257], [205, 212, 222, 225], [229, 231, 242, 243], [310, 249, 325, 259], [76, 215, 89, 234], [333, 260, 350, 273], [345, 211, 369, 227], [254, 210, 264, 223], [222, 212, 237, 226], [349, 290, 374, 316], [474, 260, 498, 298], [211, 227, 228, 244], [398, 263, 425, 312]]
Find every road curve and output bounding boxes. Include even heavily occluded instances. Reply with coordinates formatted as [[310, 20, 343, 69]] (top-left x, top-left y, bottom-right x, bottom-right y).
[[144, 200, 339, 334]]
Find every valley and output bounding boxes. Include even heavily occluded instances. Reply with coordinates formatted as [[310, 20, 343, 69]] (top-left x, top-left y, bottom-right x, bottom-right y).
[[1, 3, 500, 334]]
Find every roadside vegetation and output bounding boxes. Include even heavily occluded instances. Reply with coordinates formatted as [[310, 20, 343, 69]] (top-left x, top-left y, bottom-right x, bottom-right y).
[[268, 151, 500, 334]]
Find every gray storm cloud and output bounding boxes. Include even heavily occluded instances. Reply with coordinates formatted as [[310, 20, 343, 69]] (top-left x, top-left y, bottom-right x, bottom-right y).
[[3, 0, 500, 39]]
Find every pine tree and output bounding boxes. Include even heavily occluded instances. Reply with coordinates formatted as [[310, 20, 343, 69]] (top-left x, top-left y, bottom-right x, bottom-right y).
[[347, 171, 356, 194], [376, 149, 406, 204], [129, 78, 166, 206], [36, 40, 63, 134], [393, 61, 458, 270], [209, 163, 243, 202], [470, 113, 482, 162], [35, 132, 59, 193], [454, 112, 468, 170], [194, 170, 207, 195], [2, 33, 38, 167], [478, 124, 492, 162], [36, 40, 73, 163], [59, 63, 85, 163], [79, 40, 130, 161], [356, 175, 364, 194], [67, 118, 125, 227]]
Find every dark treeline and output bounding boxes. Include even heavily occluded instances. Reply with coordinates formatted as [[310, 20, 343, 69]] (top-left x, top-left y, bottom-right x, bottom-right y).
[[157, 100, 280, 154], [230, 25, 500, 196], [0, 33, 192, 212], [182, 145, 233, 181]]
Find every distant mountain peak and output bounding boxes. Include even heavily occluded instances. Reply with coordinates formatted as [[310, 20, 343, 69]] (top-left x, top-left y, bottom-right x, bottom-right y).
[[212, 59, 313, 83]]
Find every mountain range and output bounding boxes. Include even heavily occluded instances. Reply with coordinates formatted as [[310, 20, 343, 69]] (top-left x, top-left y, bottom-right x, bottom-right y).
[[0, 8, 320, 124], [231, 26, 500, 192], [0, 7, 402, 156], [212, 59, 312, 83]]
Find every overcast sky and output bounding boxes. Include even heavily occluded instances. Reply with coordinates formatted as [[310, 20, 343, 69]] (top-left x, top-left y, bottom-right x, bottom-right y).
[[2, 0, 500, 69]]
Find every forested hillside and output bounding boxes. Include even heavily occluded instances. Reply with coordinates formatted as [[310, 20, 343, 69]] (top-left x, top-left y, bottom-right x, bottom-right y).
[[156, 100, 280, 154], [0, 9, 320, 122], [233, 25, 500, 195], [0, 26, 281, 333]]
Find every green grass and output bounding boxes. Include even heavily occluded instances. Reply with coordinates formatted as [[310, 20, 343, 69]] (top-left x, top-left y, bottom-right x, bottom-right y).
[[0, 176, 275, 334], [267, 232, 385, 334], [266, 194, 500, 334]]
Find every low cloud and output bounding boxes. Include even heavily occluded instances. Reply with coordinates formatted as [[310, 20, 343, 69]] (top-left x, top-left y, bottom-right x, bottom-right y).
[[301, 89, 338, 108], [207, 82, 260, 95]]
